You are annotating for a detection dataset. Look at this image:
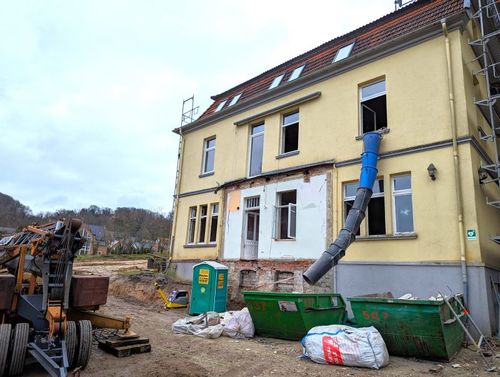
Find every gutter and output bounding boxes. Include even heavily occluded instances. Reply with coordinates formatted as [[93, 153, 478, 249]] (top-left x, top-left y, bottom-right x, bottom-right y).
[[441, 19, 469, 304]]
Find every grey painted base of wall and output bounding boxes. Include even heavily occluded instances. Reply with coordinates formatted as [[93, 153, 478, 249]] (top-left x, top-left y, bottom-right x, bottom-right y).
[[335, 262, 499, 337], [169, 261, 198, 282]]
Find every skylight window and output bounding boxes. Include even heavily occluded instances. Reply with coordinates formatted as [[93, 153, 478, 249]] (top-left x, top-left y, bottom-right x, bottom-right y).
[[288, 65, 305, 82], [269, 74, 285, 89], [333, 43, 355, 62], [215, 100, 227, 112], [228, 93, 242, 106]]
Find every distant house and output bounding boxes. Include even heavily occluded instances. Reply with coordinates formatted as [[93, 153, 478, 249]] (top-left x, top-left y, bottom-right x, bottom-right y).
[[79, 224, 108, 255]]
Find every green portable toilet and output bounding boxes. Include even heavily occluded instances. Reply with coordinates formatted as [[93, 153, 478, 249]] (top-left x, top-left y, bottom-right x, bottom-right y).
[[189, 261, 228, 315]]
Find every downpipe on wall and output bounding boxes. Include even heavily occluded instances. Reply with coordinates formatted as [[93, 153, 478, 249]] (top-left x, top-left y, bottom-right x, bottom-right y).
[[441, 19, 468, 304], [303, 131, 383, 285]]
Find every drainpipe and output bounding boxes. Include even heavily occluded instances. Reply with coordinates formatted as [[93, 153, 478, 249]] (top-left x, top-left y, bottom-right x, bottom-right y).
[[441, 19, 468, 304], [168, 130, 186, 268]]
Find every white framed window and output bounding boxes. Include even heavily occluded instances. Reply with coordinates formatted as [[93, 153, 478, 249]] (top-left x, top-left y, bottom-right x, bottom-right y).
[[344, 179, 385, 236], [275, 191, 297, 240], [244, 197, 260, 242], [202, 137, 216, 174], [288, 65, 305, 81], [269, 74, 285, 89], [187, 206, 197, 244], [215, 100, 227, 112], [248, 123, 264, 177], [333, 42, 355, 62], [228, 93, 242, 107], [343, 182, 360, 236], [198, 205, 208, 243], [392, 174, 414, 234], [281, 111, 299, 154], [208, 203, 219, 243], [360, 80, 387, 134]]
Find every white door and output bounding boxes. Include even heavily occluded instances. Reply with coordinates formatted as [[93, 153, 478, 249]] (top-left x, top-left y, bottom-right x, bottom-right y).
[[242, 197, 260, 260]]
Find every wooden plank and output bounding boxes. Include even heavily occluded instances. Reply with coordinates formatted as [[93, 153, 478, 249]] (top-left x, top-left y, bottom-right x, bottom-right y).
[[104, 336, 149, 347], [98, 341, 151, 358]]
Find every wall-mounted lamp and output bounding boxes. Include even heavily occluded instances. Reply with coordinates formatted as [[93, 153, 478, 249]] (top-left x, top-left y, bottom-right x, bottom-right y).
[[427, 163, 437, 181], [478, 167, 488, 184]]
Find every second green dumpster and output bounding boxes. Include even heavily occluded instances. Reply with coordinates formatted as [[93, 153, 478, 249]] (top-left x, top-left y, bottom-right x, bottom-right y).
[[348, 295, 465, 360]]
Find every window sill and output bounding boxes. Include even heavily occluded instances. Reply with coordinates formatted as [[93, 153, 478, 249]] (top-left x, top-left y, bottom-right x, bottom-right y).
[[199, 171, 214, 178], [184, 243, 217, 248], [355, 233, 417, 241], [276, 150, 300, 159], [273, 238, 297, 242], [355, 128, 390, 140]]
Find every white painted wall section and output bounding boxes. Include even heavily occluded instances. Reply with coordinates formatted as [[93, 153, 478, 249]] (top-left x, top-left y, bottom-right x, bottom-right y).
[[223, 174, 327, 260]]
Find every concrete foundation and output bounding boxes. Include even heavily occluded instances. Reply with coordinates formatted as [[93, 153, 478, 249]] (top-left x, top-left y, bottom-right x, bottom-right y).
[[335, 262, 500, 336]]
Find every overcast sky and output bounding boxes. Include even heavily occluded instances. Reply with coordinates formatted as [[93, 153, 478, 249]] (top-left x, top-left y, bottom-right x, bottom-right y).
[[0, 1, 395, 215]]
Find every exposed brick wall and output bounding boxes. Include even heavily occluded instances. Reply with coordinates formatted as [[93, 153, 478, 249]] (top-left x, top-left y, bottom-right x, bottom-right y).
[[220, 259, 332, 304]]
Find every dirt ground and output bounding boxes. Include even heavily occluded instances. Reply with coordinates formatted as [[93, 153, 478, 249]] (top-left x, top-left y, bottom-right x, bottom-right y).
[[24, 258, 499, 377]]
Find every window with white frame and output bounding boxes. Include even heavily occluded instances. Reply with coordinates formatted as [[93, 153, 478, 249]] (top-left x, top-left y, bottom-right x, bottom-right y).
[[275, 190, 297, 240], [249, 123, 264, 177], [360, 80, 387, 134], [344, 179, 385, 236], [202, 137, 216, 174], [281, 111, 299, 154], [392, 174, 414, 233], [343, 182, 360, 236], [187, 206, 197, 244], [215, 100, 226, 112], [245, 197, 260, 242], [209, 203, 218, 243], [228, 93, 242, 107], [198, 205, 208, 243]]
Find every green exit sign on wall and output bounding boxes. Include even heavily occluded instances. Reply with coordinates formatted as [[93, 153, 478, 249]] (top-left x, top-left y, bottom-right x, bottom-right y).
[[466, 229, 477, 240]]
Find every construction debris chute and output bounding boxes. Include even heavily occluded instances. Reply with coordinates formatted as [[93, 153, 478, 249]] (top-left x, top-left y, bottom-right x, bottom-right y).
[[303, 131, 383, 285]]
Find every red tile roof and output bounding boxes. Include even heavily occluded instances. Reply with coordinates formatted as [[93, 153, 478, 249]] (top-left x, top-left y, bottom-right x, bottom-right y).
[[199, 0, 464, 119]]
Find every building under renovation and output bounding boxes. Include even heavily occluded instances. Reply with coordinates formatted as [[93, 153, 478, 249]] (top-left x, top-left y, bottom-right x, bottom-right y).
[[170, 0, 500, 335]]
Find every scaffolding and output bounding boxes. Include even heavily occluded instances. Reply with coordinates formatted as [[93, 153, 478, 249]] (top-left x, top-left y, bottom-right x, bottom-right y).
[[469, 0, 500, 209], [167, 96, 198, 260]]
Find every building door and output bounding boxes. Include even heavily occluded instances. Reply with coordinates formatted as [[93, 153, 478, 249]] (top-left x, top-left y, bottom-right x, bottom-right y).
[[242, 197, 260, 260]]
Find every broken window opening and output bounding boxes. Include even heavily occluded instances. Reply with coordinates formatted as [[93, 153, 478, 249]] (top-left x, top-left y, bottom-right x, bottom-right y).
[[275, 190, 297, 240], [198, 205, 208, 243], [209, 203, 218, 243], [187, 206, 197, 244], [360, 80, 387, 134], [367, 180, 386, 235], [281, 111, 299, 154]]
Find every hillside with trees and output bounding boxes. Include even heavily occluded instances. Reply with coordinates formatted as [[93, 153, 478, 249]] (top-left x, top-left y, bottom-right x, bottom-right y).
[[0, 192, 171, 240]]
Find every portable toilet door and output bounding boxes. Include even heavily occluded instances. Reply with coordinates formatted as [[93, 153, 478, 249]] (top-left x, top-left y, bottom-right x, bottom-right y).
[[189, 261, 228, 315]]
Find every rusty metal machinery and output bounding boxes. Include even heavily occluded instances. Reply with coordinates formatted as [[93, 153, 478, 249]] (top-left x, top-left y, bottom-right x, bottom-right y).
[[0, 219, 118, 377]]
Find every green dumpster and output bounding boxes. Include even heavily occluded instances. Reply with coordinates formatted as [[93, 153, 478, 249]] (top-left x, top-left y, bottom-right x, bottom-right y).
[[348, 295, 465, 360], [243, 292, 346, 340]]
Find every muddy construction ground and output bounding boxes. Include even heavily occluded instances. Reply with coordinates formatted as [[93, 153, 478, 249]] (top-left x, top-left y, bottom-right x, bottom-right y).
[[24, 258, 498, 377]]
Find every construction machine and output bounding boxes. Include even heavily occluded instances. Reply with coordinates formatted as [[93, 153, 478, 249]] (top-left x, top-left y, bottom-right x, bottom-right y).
[[0, 219, 131, 377]]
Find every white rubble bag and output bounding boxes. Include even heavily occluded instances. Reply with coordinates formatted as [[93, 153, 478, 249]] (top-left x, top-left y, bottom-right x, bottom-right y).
[[172, 312, 224, 339], [301, 325, 389, 369], [221, 307, 255, 339]]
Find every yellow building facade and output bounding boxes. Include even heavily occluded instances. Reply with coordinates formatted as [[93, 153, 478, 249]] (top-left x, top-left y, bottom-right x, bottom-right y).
[[170, 0, 500, 334]]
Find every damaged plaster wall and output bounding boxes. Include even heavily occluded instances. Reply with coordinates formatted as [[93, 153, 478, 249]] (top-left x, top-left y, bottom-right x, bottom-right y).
[[223, 174, 327, 260]]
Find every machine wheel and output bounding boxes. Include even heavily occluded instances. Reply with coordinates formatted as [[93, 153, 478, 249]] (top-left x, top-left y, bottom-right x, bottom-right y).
[[65, 321, 77, 368], [74, 320, 92, 369], [8, 323, 29, 376], [0, 324, 12, 377]]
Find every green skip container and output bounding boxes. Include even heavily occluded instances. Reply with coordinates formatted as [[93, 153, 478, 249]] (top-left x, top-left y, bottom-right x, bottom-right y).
[[243, 292, 346, 340], [348, 295, 465, 360]]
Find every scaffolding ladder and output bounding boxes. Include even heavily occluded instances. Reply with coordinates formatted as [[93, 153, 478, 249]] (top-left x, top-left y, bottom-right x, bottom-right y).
[[469, 0, 500, 244]]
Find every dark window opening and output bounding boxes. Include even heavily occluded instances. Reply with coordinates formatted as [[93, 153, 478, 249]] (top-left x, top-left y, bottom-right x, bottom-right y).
[[282, 111, 299, 154], [367, 197, 386, 235], [198, 205, 207, 243], [362, 96, 387, 133], [276, 190, 297, 240]]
